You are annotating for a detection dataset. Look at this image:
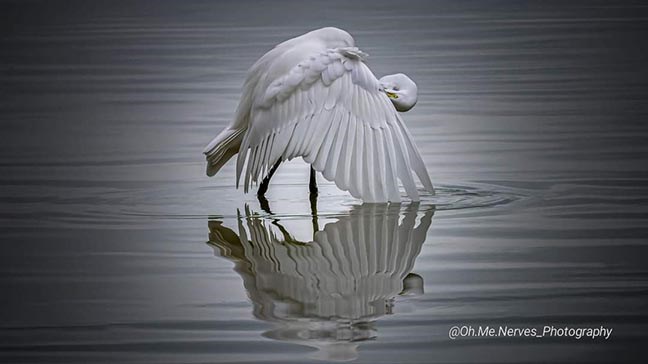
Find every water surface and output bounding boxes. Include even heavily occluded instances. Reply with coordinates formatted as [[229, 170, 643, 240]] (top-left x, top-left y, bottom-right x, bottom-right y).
[[1, 0, 647, 362]]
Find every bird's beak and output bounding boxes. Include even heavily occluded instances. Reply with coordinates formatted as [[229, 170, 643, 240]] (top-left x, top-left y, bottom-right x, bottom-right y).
[[385, 90, 399, 99]]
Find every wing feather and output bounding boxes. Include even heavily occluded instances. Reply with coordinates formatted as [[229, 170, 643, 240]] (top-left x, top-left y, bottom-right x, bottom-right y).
[[304, 106, 331, 161], [283, 115, 307, 160], [252, 138, 265, 181], [382, 124, 402, 201], [313, 109, 341, 171], [364, 124, 376, 201], [335, 113, 354, 191], [323, 110, 348, 181], [389, 123, 419, 200], [396, 120, 435, 193], [351, 116, 365, 198], [238, 47, 433, 202]]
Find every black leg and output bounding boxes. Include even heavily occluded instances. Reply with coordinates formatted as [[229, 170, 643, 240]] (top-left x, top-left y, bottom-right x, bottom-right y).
[[309, 166, 319, 237], [310, 188, 319, 236], [309, 166, 318, 195], [257, 160, 281, 198], [257, 194, 272, 215]]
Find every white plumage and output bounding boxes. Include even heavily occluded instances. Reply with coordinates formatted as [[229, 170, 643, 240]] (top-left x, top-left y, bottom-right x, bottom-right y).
[[204, 27, 433, 202]]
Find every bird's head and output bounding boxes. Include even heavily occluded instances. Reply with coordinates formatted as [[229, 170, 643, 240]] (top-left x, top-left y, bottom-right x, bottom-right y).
[[379, 73, 418, 112]]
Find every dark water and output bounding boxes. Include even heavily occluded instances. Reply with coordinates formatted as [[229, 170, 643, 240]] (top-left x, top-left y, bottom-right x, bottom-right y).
[[1, 0, 648, 362]]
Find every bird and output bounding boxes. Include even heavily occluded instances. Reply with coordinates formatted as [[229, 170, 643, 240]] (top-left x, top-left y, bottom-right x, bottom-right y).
[[203, 27, 433, 203]]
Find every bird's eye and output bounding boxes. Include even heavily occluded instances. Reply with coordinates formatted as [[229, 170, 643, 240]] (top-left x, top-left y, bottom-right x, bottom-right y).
[[393, 86, 400, 91]]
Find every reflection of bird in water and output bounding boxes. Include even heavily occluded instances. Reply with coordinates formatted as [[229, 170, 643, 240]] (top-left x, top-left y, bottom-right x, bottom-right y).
[[202, 27, 434, 203], [207, 202, 434, 361]]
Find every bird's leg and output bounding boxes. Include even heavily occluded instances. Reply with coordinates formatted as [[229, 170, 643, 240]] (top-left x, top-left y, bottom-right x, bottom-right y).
[[310, 188, 319, 238], [257, 160, 281, 198], [309, 167, 319, 239], [257, 194, 272, 215], [309, 166, 318, 195]]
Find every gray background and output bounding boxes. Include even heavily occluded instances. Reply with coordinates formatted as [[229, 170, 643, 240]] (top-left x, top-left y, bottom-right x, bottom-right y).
[[1, 0, 647, 363]]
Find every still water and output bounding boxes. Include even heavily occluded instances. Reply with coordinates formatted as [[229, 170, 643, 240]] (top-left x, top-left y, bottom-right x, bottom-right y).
[[1, 0, 647, 362]]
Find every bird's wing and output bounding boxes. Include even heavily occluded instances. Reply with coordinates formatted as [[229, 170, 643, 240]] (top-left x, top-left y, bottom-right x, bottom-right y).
[[237, 47, 433, 202]]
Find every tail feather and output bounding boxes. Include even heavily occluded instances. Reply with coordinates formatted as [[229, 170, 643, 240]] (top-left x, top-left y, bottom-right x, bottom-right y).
[[204, 128, 246, 177]]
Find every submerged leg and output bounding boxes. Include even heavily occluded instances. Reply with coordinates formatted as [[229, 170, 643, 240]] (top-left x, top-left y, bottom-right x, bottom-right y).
[[257, 160, 281, 197], [309, 166, 318, 195]]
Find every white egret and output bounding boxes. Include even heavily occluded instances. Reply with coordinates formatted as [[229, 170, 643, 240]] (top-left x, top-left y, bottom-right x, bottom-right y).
[[203, 27, 433, 202]]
